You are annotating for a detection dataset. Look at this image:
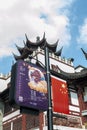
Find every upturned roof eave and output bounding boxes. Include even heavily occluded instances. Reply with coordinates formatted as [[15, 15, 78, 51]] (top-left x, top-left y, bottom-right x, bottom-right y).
[[51, 68, 87, 82]]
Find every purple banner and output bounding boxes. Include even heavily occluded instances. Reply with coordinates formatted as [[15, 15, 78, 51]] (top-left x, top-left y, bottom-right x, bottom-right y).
[[15, 60, 48, 111]]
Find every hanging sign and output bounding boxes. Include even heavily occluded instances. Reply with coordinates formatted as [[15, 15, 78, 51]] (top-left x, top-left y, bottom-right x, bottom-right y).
[[10, 60, 48, 111]]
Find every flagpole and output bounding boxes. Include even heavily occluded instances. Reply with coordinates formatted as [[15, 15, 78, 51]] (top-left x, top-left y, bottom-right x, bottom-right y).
[[45, 46, 53, 130]]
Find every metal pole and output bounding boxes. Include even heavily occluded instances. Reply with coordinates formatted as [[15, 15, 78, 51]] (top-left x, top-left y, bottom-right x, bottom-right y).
[[45, 46, 53, 130]]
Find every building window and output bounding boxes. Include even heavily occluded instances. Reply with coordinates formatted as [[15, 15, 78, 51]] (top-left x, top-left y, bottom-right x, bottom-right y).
[[4, 101, 12, 115], [70, 92, 79, 106]]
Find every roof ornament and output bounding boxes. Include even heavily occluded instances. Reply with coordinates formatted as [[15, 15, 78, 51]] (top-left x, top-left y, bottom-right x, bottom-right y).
[[81, 48, 87, 60], [68, 58, 74, 62], [25, 33, 29, 41], [36, 36, 40, 42], [23, 40, 26, 46], [13, 33, 61, 61], [15, 44, 24, 55]]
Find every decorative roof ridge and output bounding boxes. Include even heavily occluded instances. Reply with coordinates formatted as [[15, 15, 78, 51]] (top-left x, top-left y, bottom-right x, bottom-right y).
[[15, 44, 24, 54], [25, 33, 46, 47], [13, 33, 60, 61], [51, 65, 87, 81], [81, 48, 87, 60], [75, 65, 86, 70], [46, 40, 58, 52], [13, 46, 34, 60]]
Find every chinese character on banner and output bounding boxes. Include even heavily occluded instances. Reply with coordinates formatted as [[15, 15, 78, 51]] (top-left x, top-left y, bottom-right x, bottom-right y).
[[51, 76, 69, 114]]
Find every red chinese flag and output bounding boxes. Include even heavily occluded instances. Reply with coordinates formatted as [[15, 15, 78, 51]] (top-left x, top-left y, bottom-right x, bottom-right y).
[[51, 76, 69, 114]]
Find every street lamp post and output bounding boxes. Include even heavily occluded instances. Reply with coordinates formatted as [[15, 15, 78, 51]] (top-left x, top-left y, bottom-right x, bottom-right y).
[[45, 46, 53, 130]]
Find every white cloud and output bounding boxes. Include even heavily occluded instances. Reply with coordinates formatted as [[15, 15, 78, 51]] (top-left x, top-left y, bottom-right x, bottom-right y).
[[0, 0, 75, 57], [77, 18, 87, 45], [0, 0, 17, 10]]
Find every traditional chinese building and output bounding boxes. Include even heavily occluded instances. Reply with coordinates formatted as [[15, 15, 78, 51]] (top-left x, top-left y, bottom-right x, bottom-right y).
[[0, 34, 87, 130]]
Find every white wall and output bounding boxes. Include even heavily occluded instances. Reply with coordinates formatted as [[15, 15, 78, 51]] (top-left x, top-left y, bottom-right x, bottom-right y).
[[0, 76, 10, 92], [42, 125, 86, 130], [37, 53, 75, 73]]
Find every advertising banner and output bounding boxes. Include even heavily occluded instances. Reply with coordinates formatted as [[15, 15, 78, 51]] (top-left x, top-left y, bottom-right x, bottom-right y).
[[12, 60, 48, 111], [51, 75, 69, 114]]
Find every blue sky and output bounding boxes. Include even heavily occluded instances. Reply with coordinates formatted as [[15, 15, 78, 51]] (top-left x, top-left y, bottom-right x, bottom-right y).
[[0, 0, 87, 74]]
